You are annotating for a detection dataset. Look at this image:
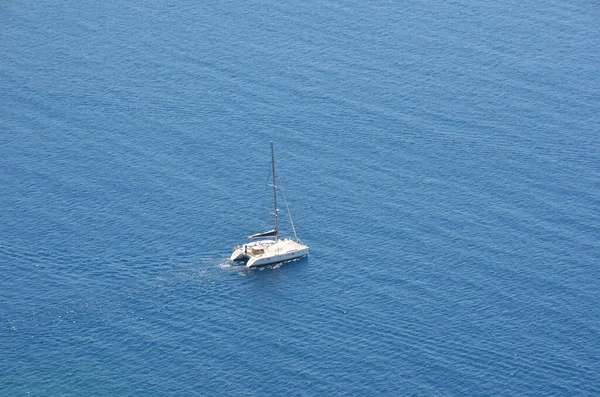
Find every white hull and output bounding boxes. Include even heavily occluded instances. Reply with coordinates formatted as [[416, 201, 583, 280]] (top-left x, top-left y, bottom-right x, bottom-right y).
[[230, 248, 246, 261], [230, 239, 309, 268], [247, 245, 309, 268]]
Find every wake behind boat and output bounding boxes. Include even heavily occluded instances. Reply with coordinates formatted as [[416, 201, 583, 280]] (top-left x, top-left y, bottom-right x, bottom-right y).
[[230, 142, 309, 268]]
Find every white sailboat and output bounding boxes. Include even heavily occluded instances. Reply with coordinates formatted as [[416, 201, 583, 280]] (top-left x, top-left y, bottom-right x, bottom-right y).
[[230, 142, 309, 268]]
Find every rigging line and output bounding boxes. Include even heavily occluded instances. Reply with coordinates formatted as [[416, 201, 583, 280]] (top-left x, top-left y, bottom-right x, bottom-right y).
[[275, 166, 301, 243]]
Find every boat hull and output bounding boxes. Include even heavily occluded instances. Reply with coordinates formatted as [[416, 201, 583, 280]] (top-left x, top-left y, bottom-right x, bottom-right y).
[[230, 248, 247, 261], [246, 246, 309, 268]]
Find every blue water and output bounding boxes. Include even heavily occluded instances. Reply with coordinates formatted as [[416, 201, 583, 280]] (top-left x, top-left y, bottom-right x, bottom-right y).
[[2, 0, 599, 395]]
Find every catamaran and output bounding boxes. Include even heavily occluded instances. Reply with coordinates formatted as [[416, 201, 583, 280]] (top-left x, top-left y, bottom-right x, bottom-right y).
[[230, 142, 309, 268]]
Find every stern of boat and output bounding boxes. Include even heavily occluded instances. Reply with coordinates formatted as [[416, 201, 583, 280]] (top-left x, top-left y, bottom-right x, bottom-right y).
[[230, 247, 247, 261]]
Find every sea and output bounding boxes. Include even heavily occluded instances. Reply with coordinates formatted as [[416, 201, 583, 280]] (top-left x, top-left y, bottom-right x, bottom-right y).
[[1, 0, 599, 395]]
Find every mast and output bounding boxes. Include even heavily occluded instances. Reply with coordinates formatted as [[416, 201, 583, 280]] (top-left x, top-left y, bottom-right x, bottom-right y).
[[271, 141, 279, 242]]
